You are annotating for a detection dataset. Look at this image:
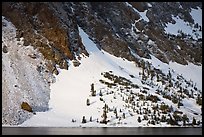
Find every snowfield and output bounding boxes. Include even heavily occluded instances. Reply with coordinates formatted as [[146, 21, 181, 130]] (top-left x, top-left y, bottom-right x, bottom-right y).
[[164, 6, 202, 40], [17, 26, 202, 127], [143, 55, 202, 91], [190, 7, 202, 28]]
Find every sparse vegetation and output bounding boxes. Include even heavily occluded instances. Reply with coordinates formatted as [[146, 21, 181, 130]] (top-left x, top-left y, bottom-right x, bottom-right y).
[[167, 114, 178, 125], [173, 111, 182, 122], [160, 103, 170, 114], [196, 94, 202, 106], [182, 114, 189, 126], [146, 94, 160, 103], [84, 69, 201, 127]]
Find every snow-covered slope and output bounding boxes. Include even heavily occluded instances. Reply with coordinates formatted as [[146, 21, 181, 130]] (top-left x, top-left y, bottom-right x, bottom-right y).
[[2, 2, 202, 127], [164, 16, 202, 40], [18, 26, 202, 127], [143, 55, 202, 91]]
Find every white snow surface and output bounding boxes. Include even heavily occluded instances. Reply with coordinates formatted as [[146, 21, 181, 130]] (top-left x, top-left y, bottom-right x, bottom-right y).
[[147, 3, 152, 8], [143, 55, 202, 91], [164, 14, 202, 40], [190, 7, 202, 28], [17, 26, 202, 127]]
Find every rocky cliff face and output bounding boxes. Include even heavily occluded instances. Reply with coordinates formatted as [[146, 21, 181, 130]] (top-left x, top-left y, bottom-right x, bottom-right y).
[[72, 2, 202, 65], [2, 2, 202, 125], [3, 2, 202, 68], [2, 16, 55, 125]]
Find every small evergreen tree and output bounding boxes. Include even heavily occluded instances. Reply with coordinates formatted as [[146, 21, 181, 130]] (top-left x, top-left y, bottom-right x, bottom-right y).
[[150, 70, 155, 81], [192, 117, 196, 125], [104, 104, 108, 112], [114, 108, 118, 119], [197, 120, 200, 125], [143, 115, 148, 120], [91, 83, 94, 91], [153, 110, 156, 115], [146, 62, 150, 78], [141, 60, 145, 75], [123, 113, 125, 119], [161, 115, 166, 122], [177, 96, 183, 108], [120, 109, 122, 113], [138, 116, 142, 123], [100, 104, 109, 124], [99, 90, 103, 96], [101, 109, 108, 124], [82, 116, 87, 123], [147, 120, 151, 125], [191, 90, 194, 98], [91, 83, 96, 96], [72, 119, 76, 123], [168, 70, 172, 79], [167, 114, 178, 125], [196, 94, 202, 105], [199, 26, 202, 31], [100, 97, 103, 101], [182, 114, 188, 126], [86, 98, 90, 106]]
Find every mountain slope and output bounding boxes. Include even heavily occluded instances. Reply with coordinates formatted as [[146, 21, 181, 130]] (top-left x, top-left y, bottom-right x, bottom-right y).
[[2, 2, 202, 127], [19, 27, 202, 127]]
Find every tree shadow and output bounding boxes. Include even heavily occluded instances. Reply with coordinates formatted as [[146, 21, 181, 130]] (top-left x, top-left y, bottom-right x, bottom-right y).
[[90, 101, 97, 105]]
